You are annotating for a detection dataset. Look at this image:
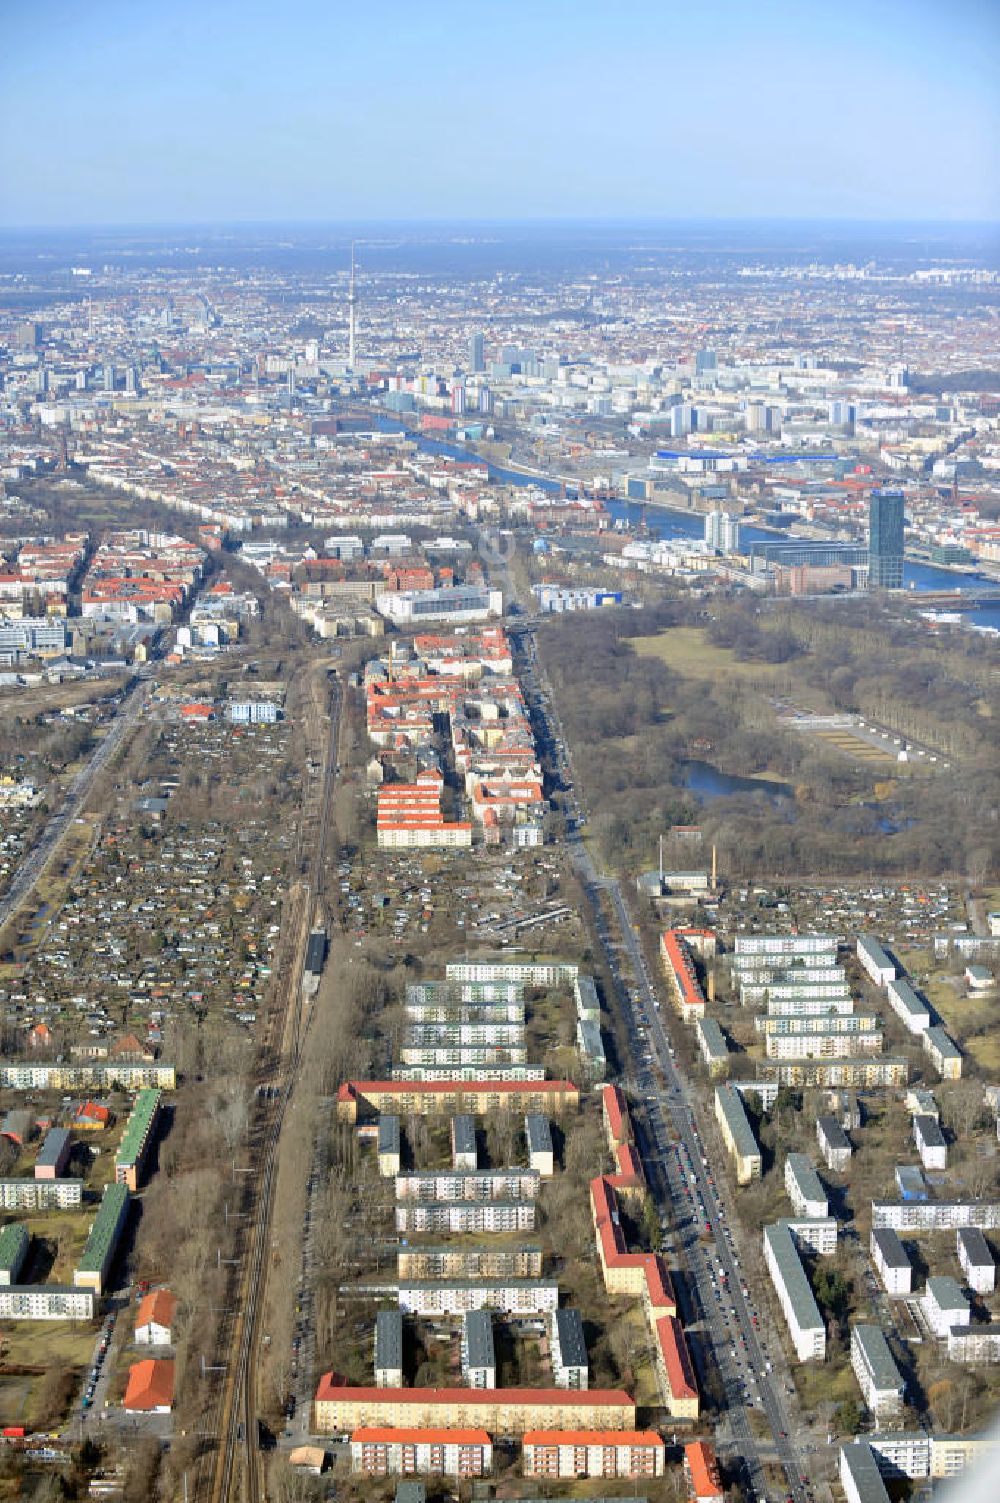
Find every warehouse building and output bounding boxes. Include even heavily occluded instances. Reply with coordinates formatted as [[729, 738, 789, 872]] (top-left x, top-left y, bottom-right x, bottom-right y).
[[763, 1222, 825, 1362], [851, 1324, 905, 1422], [871, 1228, 912, 1296], [714, 1084, 761, 1185], [784, 1154, 829, 1219]]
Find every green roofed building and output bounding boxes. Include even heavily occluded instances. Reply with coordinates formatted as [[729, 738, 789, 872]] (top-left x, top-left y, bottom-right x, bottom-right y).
[[74, 1182, 130, 1296], [0, 1222, 29, 1286], [115, 1089, 162, 1191]]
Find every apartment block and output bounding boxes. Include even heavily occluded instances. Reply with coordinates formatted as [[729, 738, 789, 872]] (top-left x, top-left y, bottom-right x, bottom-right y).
[[375, 1310, 404, 1388], [695, 1017, 729, 1076], [871, 1228, 912, 1296], [525, 1114, 554, 1177], [872, 1200, 1000, 1232], [378, 1115, 401, 1177], [395, 1201, 536, 1234], [886, 978, 931, 1034], [654, 1314, 699, 1417], [34, 1127, 72, 1179], [921, 1276, 970, 1337], [395, 1168, 538, 1203], [0, 1284, 96, 1321], [0, 1178, 82, 1211], [0, 1223, 29, 1286], [763, 1222, 825, 1362], [551, 1307, 588, 1389], [684, 1440, 724, 1503], [923, 1026, 962, 1080], [947, 1323, 1000, 1362], [777, 1217, 839, 1257], [913, 1114, 947, 1171], [461, 1309, 496, 1388], [840, 1441, 891, 1503], [851, 1324, 905, 1421], [450, 1114, 478, 1170], [114, 1088, 162, 1190], [74, 1182, 130, 1296], [784, 1154, 828, 1219], [397, 1244, 542, 1282], [314, 1381, 635, 1437], [396, 1279, 558, 1317], [765, 1030, 883, 1060], [522, 1430, 664, 1480], [857, 936, 896, 986], [350, 1428, 492, 1478], [957, 1227, 995, 1293], [757, 1057, 908, 1089], [715, 1084, 762, 1184], [816, 1115, 852, 1171]]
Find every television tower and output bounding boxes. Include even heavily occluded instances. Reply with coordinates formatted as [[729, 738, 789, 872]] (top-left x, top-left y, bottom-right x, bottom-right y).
[[348, 241, 357, 371]]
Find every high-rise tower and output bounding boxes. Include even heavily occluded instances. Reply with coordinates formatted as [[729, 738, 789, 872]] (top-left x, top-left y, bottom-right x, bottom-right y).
[[868, 490, 905, 590], [348, 242, 357, 371]]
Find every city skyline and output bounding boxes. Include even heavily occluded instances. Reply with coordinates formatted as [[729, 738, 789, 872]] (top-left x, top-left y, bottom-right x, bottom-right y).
[[2, 0, 998, 228]]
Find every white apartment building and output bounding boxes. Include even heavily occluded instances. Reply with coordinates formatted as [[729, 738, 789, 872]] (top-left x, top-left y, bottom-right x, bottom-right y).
[[817, 1115, 852, 1172], [394, 1169, 539, 1202], [461, 1309, 496, 1389], [763, 1223, 825, 1362], [957, 1227, 995, 1293], [913, 1114, 947, 1170], [923, 1026, 962, 1080], [395, 1201, 535, 1234], [765, 1030, 883, 1060], [871, 1228, 912, 1296], [0, 1284, 95, 1321], [872, 1201, 1000, 1232], [396, 1280, 559, 1317], [857, 937, 896, 986], [784, 1154, 829, 1219], [779, 1217, 838, 1256], [921, 1276, 970, 1338], [0, 1179, 83, 1211], [551, 1307, 589, 1390], [851, 1324, 905, 1422], [887, 978, 931, 1034]]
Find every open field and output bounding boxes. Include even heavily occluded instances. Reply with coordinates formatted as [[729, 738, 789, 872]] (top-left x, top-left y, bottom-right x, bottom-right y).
[[632, 625, 815, 694]]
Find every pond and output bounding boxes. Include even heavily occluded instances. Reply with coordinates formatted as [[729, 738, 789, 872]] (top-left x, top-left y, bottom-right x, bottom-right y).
[[682, 759, 793, 805]]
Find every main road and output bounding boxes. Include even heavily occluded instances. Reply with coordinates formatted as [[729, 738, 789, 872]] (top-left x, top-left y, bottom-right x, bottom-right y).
[[513, 626, 815, 1503]]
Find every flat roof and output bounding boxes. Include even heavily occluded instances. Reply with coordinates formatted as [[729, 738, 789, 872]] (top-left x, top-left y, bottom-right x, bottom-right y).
[[817, 1115, 851, 1151], [77, 1182, 129, 1274], [925, 1026, 961, 1059], [716, 1084, 760, 1159], [0, 1222, 28, 1272], [852, 1324, 904, 1391], [840, 1441, 891, 1503], [525, 1113, 552, 1153], [871, 1228, 910, 1269], [696, 1017, 728, 1055], [914, 1115, 946, 1149], [116, 1089, 161, 1168], [463, 1309, 495, 1371], [375, 1309, 403, 1369], [957, 1226, 993, 1266], [786, 1153, 827, 1206], [553, 1307, 587, 1368], [378, 1115, 400, 1153], [764, 1222, 823, 1332], [451, 1114, 476, 1155], [926, 1275, 967, 1311]]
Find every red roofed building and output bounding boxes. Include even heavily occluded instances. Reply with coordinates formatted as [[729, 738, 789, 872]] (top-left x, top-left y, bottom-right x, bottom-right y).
[[522, 1429, 665, 1479], [685, 1440, 724, 1503], [135, 1288, 177, 1346], [74, 1101, 111, 1131], [350, 1427, 492, 1477], [660, 929, 707, 1021], [655, 1314, 699, 1418], [123, 1358, 174, 1413], [314, 1381, 634, 1438]]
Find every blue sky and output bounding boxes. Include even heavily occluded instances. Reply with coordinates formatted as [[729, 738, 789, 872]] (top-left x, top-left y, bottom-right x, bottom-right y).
[[1, 0, 997, 226]]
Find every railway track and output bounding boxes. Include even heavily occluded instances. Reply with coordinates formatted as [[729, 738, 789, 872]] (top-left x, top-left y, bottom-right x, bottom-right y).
[[207, 669, 341, 1503]]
